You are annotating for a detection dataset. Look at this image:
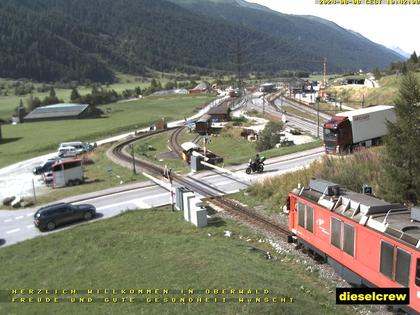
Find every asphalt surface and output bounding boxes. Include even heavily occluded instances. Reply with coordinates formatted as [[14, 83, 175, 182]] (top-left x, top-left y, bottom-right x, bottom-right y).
[[0, 146, 323, 247]]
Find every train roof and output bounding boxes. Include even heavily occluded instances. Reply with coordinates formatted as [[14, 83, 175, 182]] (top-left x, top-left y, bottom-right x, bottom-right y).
[[292, 179, 420, 249]]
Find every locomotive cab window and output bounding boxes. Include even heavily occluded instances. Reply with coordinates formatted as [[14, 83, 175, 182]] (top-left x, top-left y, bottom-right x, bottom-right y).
[[380, 241, 411, 287], [298, 202, 305, 228], [330, 218, 355, 257], [297, 202, 314, 233], [343, 223, 354, 257], [306, 206, 314, 233], [395, 248, 411, 287], [331, 218, 341, 249], [380, 241, 394, 279]]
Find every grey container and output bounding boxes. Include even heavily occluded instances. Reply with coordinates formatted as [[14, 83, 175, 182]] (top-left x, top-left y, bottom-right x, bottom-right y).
[[175, 187, 192, 211]]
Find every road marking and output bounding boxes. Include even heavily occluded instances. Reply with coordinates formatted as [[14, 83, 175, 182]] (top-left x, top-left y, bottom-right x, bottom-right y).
[[15, 216, 24, 220], [27, 213, 34, 217], [4, 219, 12, 223], [74, 185, 159, 204], [141, 193, 169, 201], [97, 201, 136, 211], [26, 224, 34, 229], [6, 228, 20, 234]]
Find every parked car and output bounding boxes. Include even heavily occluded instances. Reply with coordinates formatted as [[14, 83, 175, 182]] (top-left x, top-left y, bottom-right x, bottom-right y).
[[57, 146, 78, 158], [33, 202, 96, 231], [33, 158, 60, 175], [42, 171, 53, 185], [58, 142, 93, 155]]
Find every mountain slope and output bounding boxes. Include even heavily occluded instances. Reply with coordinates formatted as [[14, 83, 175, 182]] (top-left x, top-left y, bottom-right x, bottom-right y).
[[0, 0, 403, 83], [170, 0, 403, 73]]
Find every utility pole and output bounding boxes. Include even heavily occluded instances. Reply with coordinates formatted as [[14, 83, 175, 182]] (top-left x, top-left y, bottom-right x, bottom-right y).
[[323, 58, 327, 89], [169, 169, 174, 212], [129, 144, 136, 174], [32, 178, 37, 203], [164, 165, 174, 212], [203, 133, 208, 158], [316, 97, 320, 138], [262, 95, 265, 115], [236, 38, 242, 90]]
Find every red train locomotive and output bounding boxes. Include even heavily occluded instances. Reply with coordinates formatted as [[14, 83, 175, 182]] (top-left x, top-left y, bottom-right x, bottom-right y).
[[287, 179, 420, 314]]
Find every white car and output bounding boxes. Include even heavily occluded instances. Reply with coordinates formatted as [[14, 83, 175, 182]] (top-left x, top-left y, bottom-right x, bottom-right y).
[[57, 146, 78, 158]]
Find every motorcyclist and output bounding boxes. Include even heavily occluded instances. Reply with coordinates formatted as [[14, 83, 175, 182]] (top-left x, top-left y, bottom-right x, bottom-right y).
[[254, 154, 261, 166]]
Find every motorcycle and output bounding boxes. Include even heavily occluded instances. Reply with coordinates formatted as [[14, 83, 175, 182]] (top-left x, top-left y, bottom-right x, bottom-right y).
[[246, 157, 265, 174]]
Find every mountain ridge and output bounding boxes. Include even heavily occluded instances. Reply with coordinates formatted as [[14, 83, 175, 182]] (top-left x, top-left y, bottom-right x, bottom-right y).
[[0, 0, 403, 82]]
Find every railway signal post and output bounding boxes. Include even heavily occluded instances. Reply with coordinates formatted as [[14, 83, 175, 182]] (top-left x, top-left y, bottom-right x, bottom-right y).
[[129, 144, 136, 174]]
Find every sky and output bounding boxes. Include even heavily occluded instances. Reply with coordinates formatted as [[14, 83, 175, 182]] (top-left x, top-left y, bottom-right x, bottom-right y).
[[249, 0, 420, 56]]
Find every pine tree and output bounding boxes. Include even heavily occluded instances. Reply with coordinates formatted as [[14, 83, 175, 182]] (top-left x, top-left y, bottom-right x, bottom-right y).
[[381, 72, 420, 205], [410, 51, 418, 64], [70, 87, 81, 102]]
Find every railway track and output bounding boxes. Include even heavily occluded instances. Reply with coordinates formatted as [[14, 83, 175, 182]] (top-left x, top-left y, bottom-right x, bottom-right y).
[[168, 127, 185, 157], [109, 128, 291, 240]]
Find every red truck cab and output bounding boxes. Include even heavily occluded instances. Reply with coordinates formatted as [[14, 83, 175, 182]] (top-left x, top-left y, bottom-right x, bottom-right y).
[[323, 116, 352, 153]]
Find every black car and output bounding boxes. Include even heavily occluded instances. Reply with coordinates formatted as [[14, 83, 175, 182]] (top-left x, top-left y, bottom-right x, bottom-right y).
[[33, 159, 58, 175], [34, 202, 96, 231]]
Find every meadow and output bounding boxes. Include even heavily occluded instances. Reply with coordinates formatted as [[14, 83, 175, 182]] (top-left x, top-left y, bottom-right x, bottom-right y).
[[0, 208, 357, 315], [0, 94, 214, 168]]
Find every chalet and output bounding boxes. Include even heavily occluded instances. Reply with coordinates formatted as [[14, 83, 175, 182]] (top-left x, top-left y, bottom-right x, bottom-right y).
[[207, 102, 231, 121]]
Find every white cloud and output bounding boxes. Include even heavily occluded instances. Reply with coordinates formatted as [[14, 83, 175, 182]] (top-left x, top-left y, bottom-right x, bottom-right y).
[[249, 0, 420, 55]]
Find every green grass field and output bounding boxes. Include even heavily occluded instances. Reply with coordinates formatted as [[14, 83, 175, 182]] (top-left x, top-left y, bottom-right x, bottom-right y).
[[0, 208, 357, 315], [0, 95, 213, 168], [134, 132, 190, 173], [136, 128, 322, 170]]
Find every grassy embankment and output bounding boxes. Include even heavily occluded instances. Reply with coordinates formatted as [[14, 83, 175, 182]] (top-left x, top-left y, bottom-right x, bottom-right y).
[[327, 72, 420, 108], [0, 208, 357, 315], [134, 127, 322, 173], [230, 148, 384, 214], [0, 94, 214, 168]]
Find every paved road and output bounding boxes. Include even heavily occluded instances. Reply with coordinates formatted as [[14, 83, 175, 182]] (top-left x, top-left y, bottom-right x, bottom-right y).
[[247, 94, 324, 138], [0, 147, 323, 247]]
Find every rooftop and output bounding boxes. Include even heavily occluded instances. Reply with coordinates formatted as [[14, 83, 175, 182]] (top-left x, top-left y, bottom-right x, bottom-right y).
[[24, 103, 90, 120]]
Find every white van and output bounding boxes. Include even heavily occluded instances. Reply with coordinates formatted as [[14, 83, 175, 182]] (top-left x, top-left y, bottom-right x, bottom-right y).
[[58, 142, 86, 155], [57, 146, 77, 158]]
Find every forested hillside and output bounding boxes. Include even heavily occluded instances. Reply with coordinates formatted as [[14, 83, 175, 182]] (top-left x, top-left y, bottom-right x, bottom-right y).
[[0, 0, 403, 83], [170, 0, 404, 73]]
